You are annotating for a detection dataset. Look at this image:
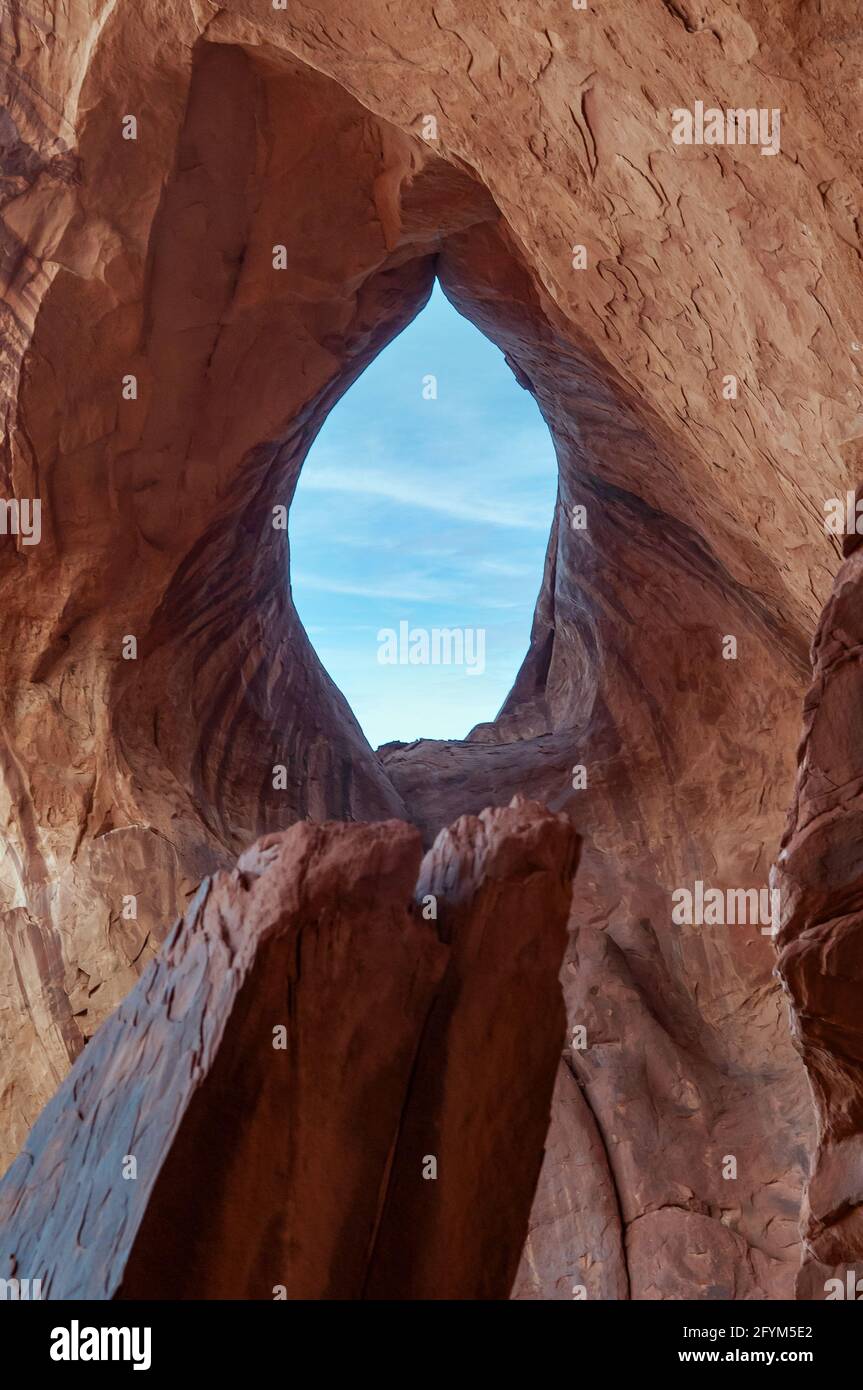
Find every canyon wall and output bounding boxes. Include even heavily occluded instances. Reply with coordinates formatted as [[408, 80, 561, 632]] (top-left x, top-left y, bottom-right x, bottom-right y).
[[2, 0, 862, 1297], [775, 532, 863, 1299]]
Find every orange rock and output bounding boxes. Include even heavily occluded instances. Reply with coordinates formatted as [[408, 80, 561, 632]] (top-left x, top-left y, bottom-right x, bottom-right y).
[[0, 802, 577, 1299], [3, 0, 859, 1299]]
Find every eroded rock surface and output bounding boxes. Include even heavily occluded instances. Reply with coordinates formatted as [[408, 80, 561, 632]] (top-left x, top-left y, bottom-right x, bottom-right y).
[[0, 801, 577, 1300], [2, 0, 861, 1298], [775, 544, 863, 1300]]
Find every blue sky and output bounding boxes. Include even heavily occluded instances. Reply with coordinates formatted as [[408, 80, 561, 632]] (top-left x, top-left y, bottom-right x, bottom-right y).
[[289, 281, 558, 748]]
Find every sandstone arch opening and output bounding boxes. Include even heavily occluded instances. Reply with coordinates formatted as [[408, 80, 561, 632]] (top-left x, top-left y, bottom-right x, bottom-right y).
[[1, 9, 836, 1303], [289, 279, 558, 749]]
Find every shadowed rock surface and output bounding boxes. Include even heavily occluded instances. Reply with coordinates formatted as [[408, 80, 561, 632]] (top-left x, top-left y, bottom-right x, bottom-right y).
[[0, 801, 577, 1300], [775, 543, 863, 1300]]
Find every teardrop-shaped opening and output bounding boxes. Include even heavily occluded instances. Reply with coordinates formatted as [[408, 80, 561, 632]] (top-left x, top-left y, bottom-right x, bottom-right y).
[[290, 281, 558, 748]]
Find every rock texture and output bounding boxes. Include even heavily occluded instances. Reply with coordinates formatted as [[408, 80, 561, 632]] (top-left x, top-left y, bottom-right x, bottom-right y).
[[775, 543, 863, 1300], [0, 801, 577, 1300], [2, 0, 862, 1299]]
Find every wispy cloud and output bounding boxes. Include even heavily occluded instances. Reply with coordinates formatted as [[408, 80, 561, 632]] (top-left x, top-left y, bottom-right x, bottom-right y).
[[476, 559, 537, 577], [289, 282, 557, 746], [297, 464, 550, 532], [292, 572, 460, 603]]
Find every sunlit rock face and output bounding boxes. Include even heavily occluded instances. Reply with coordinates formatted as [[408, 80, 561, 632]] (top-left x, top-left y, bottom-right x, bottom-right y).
[[1, 0, 861, 1298]]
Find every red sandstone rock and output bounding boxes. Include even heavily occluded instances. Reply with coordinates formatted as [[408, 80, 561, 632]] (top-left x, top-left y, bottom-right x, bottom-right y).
[[774, 544, 863, 1299], [3, 0, 861, 1300], [367, 799, 577, 1299], [0, 801, 577, 1300]]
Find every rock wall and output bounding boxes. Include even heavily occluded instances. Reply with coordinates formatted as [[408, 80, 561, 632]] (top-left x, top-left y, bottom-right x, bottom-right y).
[[775, 537, 863, 1300], [2, 0, 862, 1297], [0, 802, 577, 1299]]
